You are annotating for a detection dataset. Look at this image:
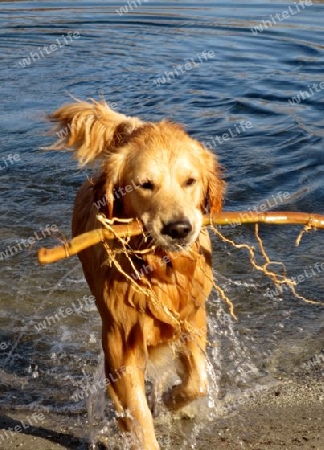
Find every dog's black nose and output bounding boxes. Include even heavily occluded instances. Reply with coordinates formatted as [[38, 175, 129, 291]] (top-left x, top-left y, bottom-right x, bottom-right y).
[[161, 219, 193, 240]]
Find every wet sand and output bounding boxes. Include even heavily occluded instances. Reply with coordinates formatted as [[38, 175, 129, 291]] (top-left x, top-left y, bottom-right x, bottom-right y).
[[0, 375, 323, 450]]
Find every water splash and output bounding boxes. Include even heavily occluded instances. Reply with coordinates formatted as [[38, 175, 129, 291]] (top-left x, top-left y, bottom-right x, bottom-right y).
[[82, 288, 271, 448], [85, 351, 107, 448]]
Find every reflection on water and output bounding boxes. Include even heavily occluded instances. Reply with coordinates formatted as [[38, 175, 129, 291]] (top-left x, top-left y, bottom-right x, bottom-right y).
[[0, 0, 324, 446]]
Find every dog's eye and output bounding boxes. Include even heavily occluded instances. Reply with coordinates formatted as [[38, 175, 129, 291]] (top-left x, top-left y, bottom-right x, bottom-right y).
[[185, 178, 196, 187], [140, 181, 155, 190]]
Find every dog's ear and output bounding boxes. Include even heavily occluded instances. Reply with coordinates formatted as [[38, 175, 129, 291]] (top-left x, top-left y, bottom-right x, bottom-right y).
[[92, 152, 127, 219], [104, 154, 124, 219], [203, 152, 225, 214], [45, 99, 143, 166]]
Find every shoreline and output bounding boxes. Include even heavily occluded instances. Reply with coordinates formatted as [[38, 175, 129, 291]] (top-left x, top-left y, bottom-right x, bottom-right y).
[[0, 376, 323, 449]]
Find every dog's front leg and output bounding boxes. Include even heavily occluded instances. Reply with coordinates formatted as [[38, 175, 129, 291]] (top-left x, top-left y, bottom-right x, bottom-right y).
[[102, 329, 159, 450], [164, 311, 208, 411]]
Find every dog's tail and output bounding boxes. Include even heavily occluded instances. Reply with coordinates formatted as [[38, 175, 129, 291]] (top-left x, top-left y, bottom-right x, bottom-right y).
[[45, 99, 143, 166]]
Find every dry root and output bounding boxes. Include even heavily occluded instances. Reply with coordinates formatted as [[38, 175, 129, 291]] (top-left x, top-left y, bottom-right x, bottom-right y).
[[210, 223, 324, 307], [295, 224, 313, 246]]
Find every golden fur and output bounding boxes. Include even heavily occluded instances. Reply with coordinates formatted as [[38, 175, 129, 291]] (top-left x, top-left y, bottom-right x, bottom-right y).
[[48, 100, 224, 450]]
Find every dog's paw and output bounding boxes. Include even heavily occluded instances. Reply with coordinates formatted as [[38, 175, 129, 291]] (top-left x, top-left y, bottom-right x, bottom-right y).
[[173, 405, 197, 420], [162, 384, 188, 412]]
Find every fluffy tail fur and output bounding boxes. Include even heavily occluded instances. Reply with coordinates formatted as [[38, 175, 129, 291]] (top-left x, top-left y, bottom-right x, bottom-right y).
[[46, 99, 143, 166]]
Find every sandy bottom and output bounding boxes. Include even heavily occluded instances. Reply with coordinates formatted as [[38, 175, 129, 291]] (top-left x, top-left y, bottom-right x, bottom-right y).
[[0, 377, 323, 450]]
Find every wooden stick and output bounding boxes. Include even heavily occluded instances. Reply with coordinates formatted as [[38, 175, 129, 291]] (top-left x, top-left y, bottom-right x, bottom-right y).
[[38, 221, 144, 265], [203, 211, 324, 227], [38, 211, 324, 265]]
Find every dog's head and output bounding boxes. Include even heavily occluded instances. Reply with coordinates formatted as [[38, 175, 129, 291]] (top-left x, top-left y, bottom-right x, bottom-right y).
[[48, 100, 224, 251]]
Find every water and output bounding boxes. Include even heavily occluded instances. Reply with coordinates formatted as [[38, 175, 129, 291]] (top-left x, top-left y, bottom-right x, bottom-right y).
[[1, 0, 324, 447]]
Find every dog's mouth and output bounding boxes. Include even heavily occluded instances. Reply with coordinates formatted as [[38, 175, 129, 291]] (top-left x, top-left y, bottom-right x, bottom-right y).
[[145, 218, 200, 252]]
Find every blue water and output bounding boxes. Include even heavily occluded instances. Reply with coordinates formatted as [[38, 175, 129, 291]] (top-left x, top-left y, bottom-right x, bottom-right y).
[[0, 0, 324, 443]]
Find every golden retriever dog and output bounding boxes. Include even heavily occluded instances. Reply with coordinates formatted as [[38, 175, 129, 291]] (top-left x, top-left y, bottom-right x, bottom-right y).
[[48, 100, 224, 449]]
